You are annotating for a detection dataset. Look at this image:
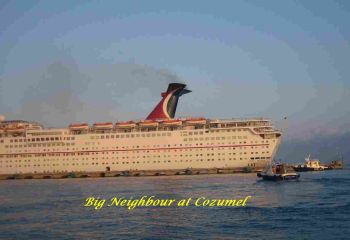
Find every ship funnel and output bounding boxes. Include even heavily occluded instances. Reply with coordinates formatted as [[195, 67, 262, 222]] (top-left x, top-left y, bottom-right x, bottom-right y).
[[146, 83, 191, 120]]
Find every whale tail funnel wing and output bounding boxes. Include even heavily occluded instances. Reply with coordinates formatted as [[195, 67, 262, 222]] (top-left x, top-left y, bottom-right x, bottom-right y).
[[146, 83, 191, 120]]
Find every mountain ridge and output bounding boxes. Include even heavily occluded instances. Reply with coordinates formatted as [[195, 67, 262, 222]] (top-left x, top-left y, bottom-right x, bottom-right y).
[[276, 132, 350, 165]]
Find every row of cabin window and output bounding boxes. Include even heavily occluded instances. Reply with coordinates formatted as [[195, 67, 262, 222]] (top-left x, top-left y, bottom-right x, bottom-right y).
[[2, 132, 264, 145], [4, 142, 75, 148], [2, 145, 270, 157], [2, 140, 270, 151], [3, 156, 264, 168], [8, 137, 75, 143], [90, 132, 172, 139], [0, 128, 253, 143], [180, 128, 249, 136], [1, 146, 270, 158], [185, 136, 249, 141], [2, 151, 270, 163]]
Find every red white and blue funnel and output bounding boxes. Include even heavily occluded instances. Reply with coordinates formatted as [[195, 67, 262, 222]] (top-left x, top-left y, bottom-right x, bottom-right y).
[[146, 83, 191, 120]]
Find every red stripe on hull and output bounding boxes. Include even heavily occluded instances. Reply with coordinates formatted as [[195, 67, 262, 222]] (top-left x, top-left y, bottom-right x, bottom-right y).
[[0, 144, 269, 157]]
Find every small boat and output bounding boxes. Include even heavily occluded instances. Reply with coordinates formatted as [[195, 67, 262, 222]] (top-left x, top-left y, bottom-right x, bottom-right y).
[[185, 117, 206, 125], [328, 159, 344, 169], [257, 163, 300, 181], [162, 119, 182, 126], [293, 154, 327, 172], [139, 120, 159, 127], [326, 153, 344, 170], [4, 126, 25, 133], [115, 121, 136, 128], [93, 122, 113, 130], [69, 123, 89, 131]]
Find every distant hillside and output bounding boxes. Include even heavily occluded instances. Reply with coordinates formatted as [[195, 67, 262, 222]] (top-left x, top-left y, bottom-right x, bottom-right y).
[[276, 132, 350, 165]]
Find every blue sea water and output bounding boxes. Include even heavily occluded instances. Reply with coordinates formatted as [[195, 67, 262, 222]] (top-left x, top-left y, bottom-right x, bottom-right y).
[[0, 170, 349, 240]]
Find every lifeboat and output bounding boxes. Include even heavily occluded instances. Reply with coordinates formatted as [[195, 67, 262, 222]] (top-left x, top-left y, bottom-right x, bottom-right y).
[[162, 119, 182, 126], [115, 121, 136, 128], [139, 120, 159, 127], [69, 123, 89, 130], [93, 122, 114, 130], [185, 117, 207, 125], [4, 126, 25, 132]]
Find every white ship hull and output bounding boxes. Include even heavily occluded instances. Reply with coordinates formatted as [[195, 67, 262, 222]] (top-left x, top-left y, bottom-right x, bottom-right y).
[[0, 124, 281, 175]]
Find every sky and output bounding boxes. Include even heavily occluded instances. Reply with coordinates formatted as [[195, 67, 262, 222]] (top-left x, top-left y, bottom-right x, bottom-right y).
[[0, 0, 349, 140]]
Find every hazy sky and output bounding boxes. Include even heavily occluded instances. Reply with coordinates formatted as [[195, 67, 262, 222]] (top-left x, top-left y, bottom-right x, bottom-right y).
[[0, 0, 349, 139]]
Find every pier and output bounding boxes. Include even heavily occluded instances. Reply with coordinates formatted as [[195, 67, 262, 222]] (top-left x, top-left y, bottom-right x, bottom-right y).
[[0, 167, 259, 180]]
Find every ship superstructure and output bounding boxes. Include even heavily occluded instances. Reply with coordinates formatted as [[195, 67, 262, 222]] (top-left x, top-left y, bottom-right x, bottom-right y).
[[0, 83, 281, 175]]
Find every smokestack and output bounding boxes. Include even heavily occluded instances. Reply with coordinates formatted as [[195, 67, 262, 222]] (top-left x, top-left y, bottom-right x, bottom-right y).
[[146, 83, 191, 120]]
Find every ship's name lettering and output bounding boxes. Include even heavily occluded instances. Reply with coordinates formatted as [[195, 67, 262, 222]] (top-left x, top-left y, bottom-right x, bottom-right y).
[[84, 195, 252, 210]]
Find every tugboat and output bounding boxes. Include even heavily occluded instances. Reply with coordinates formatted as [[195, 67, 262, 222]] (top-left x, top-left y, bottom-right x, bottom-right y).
[[329, 160, 344, 169], [328, 154, 344, 170], [257, 162, 300, 181], [293, 154, 327, 172]]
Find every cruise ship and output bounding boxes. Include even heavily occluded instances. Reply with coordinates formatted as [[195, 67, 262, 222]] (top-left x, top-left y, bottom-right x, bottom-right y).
[[0, 83, 281, 176]]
